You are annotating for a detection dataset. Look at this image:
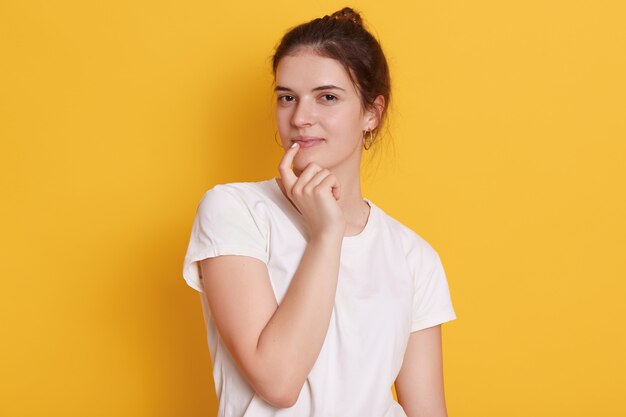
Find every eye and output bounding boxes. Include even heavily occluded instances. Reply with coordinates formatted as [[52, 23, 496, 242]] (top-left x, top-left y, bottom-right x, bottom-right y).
[[277, 95, 296, 104], [321, 94, 338, 102]]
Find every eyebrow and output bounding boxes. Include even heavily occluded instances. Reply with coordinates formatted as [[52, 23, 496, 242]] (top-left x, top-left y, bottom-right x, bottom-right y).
[[274, 84, 346, 92]]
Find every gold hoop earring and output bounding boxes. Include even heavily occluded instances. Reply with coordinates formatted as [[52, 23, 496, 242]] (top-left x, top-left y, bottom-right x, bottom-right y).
[[274, 130, 282, 147], [363, 129, 375, 150]]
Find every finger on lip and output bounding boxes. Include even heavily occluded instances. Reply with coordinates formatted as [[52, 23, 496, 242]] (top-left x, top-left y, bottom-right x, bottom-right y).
[[281, 142, 299, 167], [291, 138, 324, 149], [278, 142, 299, 187]]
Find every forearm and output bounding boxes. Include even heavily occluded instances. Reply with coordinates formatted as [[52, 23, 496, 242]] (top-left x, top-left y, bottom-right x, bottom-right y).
[[254, 233, 342, 401], [396, 326, 448, 417]]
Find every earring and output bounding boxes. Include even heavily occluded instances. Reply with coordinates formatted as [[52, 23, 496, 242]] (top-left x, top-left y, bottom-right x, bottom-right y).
[[363, 129, 375, 150], [274, 130, 282, 147]]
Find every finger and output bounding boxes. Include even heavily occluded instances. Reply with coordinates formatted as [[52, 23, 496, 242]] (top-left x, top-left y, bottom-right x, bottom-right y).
[[293, 163, 323, 194], [318, 174, 341, 201], [277, 143, 299, 191], [302, 168, 331, 193]]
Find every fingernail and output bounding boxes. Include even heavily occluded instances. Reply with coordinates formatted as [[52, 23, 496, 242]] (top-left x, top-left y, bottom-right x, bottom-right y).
[[290, 142, 298, 148]]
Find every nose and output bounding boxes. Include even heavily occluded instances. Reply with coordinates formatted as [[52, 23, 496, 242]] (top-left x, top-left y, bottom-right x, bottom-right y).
[[291, 98, 315, 127]]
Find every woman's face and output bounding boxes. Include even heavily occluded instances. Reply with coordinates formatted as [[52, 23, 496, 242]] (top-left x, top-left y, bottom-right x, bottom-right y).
[[274, 50, 376, 175]]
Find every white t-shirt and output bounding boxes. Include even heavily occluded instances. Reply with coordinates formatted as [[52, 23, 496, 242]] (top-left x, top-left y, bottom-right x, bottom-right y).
[[183, 179, 456, 417]]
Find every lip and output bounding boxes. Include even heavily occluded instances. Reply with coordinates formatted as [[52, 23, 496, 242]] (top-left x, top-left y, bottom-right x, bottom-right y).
[[292, 136, 325, 149]]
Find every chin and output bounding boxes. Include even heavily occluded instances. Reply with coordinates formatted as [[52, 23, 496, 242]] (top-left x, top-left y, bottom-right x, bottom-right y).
[[293, 153, 328, 172]]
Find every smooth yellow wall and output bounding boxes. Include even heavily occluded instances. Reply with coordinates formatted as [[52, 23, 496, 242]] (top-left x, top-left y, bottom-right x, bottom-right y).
[[1, 1, 625, 416]]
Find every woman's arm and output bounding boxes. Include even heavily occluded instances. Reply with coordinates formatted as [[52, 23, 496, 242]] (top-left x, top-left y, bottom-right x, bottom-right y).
[[200, 234, 341, 408], [200, 144, 345, 408], [395, 325, 449, 417]]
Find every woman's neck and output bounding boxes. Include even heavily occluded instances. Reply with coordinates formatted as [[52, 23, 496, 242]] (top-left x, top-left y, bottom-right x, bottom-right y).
[[330, 164, 370, 237]]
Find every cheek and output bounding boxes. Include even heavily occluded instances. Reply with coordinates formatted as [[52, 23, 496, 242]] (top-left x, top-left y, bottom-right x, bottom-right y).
[[323, 108, 363, 138], [275, 108, 287, 127]]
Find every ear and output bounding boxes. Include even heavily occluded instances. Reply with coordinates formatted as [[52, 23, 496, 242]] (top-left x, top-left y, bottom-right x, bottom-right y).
[[364, 95, 386, 130]]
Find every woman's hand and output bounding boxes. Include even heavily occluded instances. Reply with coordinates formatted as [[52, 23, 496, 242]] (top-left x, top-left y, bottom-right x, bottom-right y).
[[277, 143, 346, 239]]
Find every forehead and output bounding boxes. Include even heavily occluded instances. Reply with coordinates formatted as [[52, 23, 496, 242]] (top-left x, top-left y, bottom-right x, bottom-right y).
[[275, 51, 356, 92]]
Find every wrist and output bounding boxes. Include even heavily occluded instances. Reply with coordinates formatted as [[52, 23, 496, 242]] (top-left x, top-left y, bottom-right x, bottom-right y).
[[309, 229, 344, 245]]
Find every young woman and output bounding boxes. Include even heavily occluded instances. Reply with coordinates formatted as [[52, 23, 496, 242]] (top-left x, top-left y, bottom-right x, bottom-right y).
[[183, 8, 456, 417]]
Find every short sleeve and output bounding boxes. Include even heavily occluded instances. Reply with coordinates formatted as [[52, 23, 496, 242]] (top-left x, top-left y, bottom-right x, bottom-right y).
[[182, 186, 269, 293], [411, 248, 457, 332]]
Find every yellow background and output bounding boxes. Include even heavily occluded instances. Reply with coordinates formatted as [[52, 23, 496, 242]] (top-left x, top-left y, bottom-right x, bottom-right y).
[[1, 0, 625, 416]]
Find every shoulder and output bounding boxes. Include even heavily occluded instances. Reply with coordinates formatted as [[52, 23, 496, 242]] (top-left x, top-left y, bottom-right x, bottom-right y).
[[198, 179, 277, 214], [371, 201, 442, 268], [202, 179, 275, 202], [372, 202, 439, 255]]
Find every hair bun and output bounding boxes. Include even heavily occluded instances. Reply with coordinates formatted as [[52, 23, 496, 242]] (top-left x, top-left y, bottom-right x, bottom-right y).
[[329, 7, 363, 26]]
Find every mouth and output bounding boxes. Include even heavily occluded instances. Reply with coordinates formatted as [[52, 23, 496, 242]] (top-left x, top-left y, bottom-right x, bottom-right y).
[[291, 136, 325, 149]]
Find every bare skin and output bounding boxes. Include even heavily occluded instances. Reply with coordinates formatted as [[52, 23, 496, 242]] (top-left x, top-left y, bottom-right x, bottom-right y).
[[396, 325, 449, 417]]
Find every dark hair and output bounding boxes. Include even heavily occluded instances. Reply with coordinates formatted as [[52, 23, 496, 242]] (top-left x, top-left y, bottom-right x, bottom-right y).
[[272, 7, 391, 135]]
